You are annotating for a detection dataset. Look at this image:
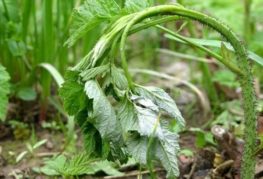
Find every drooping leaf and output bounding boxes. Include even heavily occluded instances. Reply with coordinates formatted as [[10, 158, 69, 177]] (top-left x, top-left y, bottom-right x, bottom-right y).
[[74, 98, 111, 158], [124, 0, 154, 13], [85, 0, 121, 18], [134, 102, 163, 139], [155, 130, 180, 178], [126, 130, 181, 178], [65, 0, 121, 46], [84, 80, 122, 143], [59, 70, 87, 116], [135, 86, 185, 127], [108, 142, 128, 164], [126, 134, 148, 164], [80, 64, 110, 81], [0, 64, 10, 121], [111, 65, 128, 90], [120, 95, 164, 139], [117, 97, 138, 132], [38, 63, 64, 87]]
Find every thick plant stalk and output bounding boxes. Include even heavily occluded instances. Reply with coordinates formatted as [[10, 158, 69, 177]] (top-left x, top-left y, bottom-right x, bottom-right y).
[[119, 5, 257, 179]]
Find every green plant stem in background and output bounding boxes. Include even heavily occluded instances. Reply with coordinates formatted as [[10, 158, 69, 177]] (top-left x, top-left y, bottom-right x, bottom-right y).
[[244, 0, 252, 43], [119, 5, 257, 178]]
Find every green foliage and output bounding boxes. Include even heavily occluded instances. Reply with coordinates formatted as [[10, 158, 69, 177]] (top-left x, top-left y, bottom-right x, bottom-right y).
[[39, 153, 123, 177], [59, 0, 259, 178], [59, 71, 87, 116], [212, 70, 239, 88], [65, 0, 121, 46], [135, 85, 185, 127], [84, 80, 122, 142], [60, 1, 184, 177], [165, 33, 263, 66], [16, 87, 37, 101], [66, 0, 154, 46], [124, 0, 154, 13], [0, 64, 10, 121], [190, 128, 216, 148]]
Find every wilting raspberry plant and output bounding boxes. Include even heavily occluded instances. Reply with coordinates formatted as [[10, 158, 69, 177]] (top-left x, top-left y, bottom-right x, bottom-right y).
[[60, 0, 257, 178]]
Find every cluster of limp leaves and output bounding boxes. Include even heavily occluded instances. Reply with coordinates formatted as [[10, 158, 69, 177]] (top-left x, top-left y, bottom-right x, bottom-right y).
[[60, 0, 185, 177]]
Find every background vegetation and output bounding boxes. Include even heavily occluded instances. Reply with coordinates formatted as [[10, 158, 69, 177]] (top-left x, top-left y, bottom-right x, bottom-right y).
[[0, 0, 262, 178]]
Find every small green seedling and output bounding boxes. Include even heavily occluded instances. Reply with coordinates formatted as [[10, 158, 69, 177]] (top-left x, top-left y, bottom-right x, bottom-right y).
[[16, 139, 47, 163]]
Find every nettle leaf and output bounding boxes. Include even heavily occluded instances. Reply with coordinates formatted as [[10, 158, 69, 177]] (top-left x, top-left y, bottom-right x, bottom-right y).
[[155, 130, 180, 178], [124, 0, 154, 13], [84, 80, 122, 143], [117, 98, 138, 132], [119, 92, 181, 178], [80, 64, 110, 81], [119, 95, 164, 139], [111, 65, 128, 90], [135, 86, 185, 127], [59, 70, 87, 116], [76, 110, 108, 158], [135, 105, 161, 137], [41, 153, 123, 177], [86, 0, 121, 18], [0, 64, 10, 121], [127, 131, 180, 178], [66, 0, 121, 46], [126, 134, 148, 164]]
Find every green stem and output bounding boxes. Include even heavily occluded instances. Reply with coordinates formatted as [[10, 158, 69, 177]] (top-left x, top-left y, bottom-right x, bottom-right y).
[[120, 5, 257, 178], [244, 0, 252, 43], [129, 15, 181, 34]]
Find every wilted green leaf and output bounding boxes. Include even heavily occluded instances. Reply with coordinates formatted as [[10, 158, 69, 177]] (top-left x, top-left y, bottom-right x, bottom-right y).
[[0, 64, 10, 121], [65, 0, 121, 46], [132, 96, 163, 139], [117, 98, 138, 132], [59, 70, 87, 115], [127, 130, 181, 178], [80, 64, 110, 81], [124, 0, 153, 13], [84, 80, 122, 143], [111, 65, 128, 90], [126, 134, 148, 164], [155, 130, 180, 178], [135, 86, 185, 127]]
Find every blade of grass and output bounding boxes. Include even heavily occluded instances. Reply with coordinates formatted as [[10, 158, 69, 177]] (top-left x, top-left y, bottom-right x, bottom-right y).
[[164, 33, 263, 66], [157, 48, 215, 63], [156, 25, 244, 76]]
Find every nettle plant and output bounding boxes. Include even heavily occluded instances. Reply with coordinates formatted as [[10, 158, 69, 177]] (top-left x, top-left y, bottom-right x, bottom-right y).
[[60, 1, 257, 178]]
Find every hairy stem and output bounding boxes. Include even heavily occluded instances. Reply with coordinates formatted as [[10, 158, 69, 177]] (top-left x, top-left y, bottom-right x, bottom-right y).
[[120, 5, 257, 178]]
